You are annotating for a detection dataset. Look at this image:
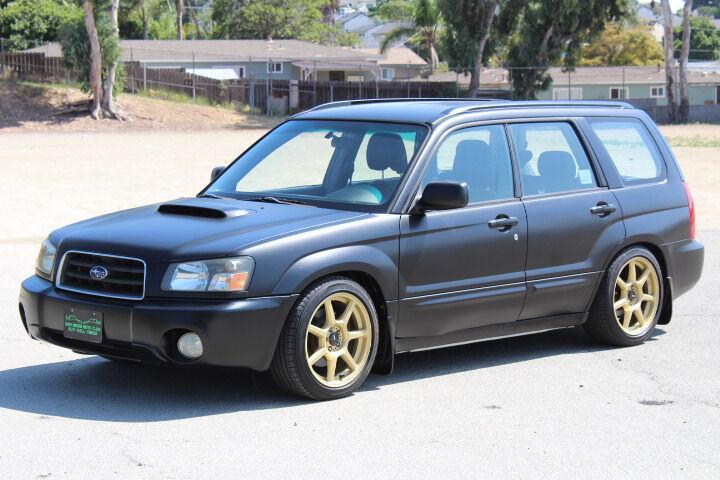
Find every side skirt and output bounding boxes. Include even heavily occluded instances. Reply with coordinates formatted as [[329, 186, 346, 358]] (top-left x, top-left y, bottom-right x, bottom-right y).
[[394, 313, 587, 353]]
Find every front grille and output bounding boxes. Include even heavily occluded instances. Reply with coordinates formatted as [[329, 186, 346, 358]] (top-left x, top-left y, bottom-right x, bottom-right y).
[[57, 251, 146, 300]]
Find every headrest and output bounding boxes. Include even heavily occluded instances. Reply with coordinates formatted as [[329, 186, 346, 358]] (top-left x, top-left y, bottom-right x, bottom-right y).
[[453, 140, 491, 172], [537, 151, 577, 180], [367, 133, 408, 174]]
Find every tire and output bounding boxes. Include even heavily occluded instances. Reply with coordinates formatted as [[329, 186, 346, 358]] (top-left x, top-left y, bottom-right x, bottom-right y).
[[270, 277, 379, 400], [585, 247, 664, 347]]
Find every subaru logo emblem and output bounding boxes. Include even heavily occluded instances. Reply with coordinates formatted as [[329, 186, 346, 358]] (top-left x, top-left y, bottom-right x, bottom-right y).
[[89, 266, 109, 280]]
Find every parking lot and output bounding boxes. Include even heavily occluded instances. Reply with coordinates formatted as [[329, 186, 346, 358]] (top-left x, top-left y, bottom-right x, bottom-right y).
[[0, 129, 718, 479]]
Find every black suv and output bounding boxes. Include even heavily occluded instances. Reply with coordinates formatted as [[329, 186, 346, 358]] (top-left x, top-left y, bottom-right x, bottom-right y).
[[19, 100, 704, 400]]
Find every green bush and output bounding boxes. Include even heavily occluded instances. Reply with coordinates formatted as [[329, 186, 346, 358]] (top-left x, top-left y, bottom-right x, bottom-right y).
[[0, 0, 81, 51]]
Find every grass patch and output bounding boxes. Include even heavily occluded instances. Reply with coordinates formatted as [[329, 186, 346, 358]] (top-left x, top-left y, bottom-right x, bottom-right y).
[[135, 88, 234, 109], [665, 135, 720, 148]]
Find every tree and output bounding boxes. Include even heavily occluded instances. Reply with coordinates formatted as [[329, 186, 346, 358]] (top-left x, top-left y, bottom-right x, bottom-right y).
[[82, 0, 104, 118], [678, 0, 692, 123], [439, 0, 500, 96], [500, 0, 628, 100], [59, 0, 122, 118], [0, 0, 81, 51], [379, 0, 441, 71], [661, 0, 677, 123], [579, 24, 664, 66], [673, 16, 720, 60], [211, 0, 358, 46], [176, 0, 184, 39], [102, 0, 121, 116], [119, 0, 178, 39]]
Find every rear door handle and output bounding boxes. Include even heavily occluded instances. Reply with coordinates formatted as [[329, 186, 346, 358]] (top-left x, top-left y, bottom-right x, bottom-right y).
[[590, 202, 617, 217], [488, 216, 519, 230]]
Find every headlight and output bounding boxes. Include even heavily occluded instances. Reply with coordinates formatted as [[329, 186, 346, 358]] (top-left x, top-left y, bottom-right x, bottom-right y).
[[162, 257, 254, 292], [35, 238, 57, 280]]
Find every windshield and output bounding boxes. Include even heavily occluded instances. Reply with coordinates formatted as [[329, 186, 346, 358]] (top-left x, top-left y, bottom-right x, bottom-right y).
[[206, 120, 429, 212]]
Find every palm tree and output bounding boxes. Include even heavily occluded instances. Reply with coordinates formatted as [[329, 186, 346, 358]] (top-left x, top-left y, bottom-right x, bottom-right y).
[[380, 0, 441, 72]]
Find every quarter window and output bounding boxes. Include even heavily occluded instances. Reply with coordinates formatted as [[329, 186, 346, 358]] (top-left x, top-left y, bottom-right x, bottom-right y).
[[509, 122, 598, 196], [589, 119, 665, 184], [422, 125, 514, 203]]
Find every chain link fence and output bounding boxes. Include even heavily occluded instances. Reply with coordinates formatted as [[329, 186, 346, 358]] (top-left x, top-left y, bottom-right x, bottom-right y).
[[3, 47, 720, 122]]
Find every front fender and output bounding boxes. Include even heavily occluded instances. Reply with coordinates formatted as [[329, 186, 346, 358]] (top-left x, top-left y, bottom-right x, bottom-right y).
[[272, 244, 399, 300]]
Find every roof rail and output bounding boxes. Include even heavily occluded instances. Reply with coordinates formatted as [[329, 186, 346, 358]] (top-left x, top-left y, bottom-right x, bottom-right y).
[[302, 97, 508, 114], [434, 100, 634, 124]]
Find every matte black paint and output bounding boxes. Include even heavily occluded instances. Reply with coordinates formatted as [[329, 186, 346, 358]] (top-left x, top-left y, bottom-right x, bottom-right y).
[[19, 100, 704, 372]]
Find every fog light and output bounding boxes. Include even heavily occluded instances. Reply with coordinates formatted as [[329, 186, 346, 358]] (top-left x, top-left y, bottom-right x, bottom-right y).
[[177, 332, 203, 359]]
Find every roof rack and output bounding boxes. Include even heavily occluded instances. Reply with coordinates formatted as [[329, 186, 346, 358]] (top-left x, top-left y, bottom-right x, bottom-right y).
[[303, 97, 507, 113], [434, 100, 634, 124]]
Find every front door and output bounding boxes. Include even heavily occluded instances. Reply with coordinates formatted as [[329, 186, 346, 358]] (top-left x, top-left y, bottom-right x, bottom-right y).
[[397, 124, 528, 339], [507, 121, 625, 320]]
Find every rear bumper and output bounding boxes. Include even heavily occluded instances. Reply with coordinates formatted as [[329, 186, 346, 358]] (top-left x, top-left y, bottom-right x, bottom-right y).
[[19, 275, 297, 371], [661, 239, 705, 299]]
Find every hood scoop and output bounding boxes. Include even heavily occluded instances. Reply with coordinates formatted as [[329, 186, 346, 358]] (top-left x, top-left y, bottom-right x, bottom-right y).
[[157, 198, 252, 219]]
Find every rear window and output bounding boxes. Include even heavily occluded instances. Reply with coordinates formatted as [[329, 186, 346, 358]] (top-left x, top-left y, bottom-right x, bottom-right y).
[[589, 119, 665, 184]]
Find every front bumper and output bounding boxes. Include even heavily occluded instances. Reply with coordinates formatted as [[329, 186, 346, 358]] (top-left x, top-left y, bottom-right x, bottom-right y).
[[19, 275, 297, 371]]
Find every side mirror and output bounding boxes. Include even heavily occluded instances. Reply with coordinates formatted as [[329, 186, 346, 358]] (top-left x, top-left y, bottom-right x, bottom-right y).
[[210, 166, 225, 181], [411, 181, 469, 214]]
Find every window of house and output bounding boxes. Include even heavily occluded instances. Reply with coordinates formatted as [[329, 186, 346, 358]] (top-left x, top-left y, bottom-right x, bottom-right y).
[[589, 119, 665, 184], [422, 125, 515, 203], [508, 122, 598, 196], [610, 87, 630, 100], [267, 62, 283, 74], [650, 86, 665, 98], [552, 87, 583, 100], [380, 68, 395, 81]]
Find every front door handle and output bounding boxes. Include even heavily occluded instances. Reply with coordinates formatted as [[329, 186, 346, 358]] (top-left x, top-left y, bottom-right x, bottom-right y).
[[488, 216, 519, 230], [590, 202, 617, 217]]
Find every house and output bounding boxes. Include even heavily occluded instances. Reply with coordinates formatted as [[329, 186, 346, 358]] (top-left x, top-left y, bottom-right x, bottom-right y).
[[419, 66, 720, 106], [539, 66, 720, 106], [336, 11, 411, 48], [361, 47, 427, 81], [24, 40, 426, 83], [635, 2, 681, 42]]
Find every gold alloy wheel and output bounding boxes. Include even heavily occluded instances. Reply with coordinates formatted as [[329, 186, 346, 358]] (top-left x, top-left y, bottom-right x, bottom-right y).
[[304, 292, 372, 388], [613, 256, 660, 336]]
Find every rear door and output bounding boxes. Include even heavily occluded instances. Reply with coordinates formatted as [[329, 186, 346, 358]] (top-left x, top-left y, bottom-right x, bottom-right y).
[[397, 124, 527, 339], [507, 121, 625, 320]]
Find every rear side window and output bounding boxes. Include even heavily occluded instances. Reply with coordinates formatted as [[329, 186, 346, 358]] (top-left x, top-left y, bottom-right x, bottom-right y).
[[589, 119, 665, 184], [508, 122, 598, 196]]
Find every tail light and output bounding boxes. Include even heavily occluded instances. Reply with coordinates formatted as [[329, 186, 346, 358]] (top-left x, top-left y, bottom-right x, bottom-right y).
[[683, 181, 696, 240]]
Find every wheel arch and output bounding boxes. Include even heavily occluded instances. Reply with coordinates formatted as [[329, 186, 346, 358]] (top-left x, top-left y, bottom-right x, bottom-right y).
[[279, 265, 396, 375], [598, 239, 672, 325]]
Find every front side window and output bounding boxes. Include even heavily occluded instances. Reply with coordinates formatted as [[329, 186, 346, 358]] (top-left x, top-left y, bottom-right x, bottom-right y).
[[509, 122, 598, 196], [589, 119, 665, 184], [208, 120, 428, 212], [421, 124, 514, 203]]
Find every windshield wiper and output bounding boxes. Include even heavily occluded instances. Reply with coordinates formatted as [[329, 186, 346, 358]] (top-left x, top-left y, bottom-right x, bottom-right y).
[[246, 196, 310, 206]]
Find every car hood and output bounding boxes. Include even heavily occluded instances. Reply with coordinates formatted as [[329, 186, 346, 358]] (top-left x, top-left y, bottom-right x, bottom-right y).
[[51, 197, 367, 263]]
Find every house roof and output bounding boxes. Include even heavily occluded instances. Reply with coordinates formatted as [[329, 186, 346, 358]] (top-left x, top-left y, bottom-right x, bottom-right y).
[[361, 47, 427, 66], [25, 40, 379, 63], [418, 66, 720, 87]]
